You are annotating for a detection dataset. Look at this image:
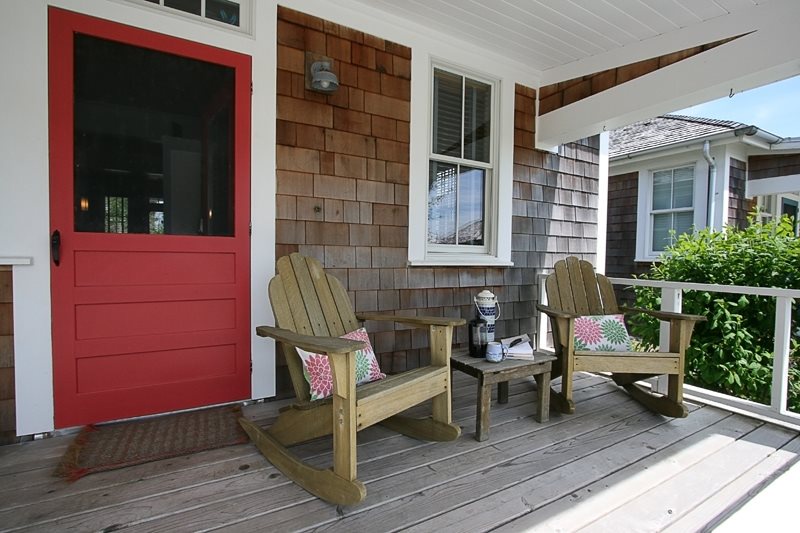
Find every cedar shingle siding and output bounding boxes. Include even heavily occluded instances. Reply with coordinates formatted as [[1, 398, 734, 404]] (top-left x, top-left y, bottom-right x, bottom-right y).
[[749, 153, 800, 180], [274, 7, 599, 393], [728, 158, 753, 229], [604, 172, 651, 305]]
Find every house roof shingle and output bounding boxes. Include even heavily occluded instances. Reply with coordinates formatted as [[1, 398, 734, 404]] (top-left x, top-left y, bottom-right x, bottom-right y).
[[609, 114, 749, 158]]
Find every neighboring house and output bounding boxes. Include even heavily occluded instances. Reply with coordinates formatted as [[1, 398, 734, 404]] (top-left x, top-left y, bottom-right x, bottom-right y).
[[606, 114, 800, 288], [2, 0, 800, 441]]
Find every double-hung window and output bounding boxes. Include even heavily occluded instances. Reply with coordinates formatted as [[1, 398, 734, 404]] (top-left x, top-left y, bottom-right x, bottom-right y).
[[427, 66, 495, 254], [650, 165, 695, 252]]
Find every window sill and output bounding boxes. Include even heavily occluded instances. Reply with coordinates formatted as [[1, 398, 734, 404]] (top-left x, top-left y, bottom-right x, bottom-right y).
[[634, 256, 661, 263], [0, 256, 33, 266], [409, 257, 514, 267]]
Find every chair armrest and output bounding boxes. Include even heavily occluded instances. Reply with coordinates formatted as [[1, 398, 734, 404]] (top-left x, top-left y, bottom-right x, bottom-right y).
[[537, 304, 580, 320], [619, 306, 707, 322], [255, 325, 365, 354], [356, 312, 465, 328]]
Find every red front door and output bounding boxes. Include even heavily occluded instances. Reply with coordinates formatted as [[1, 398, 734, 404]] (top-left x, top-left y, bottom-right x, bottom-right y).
[[48, 8, 252, 428]]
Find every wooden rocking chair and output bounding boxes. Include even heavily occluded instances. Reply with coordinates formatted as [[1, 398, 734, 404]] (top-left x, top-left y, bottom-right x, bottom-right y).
[[538, 256, 705, 418], [239, 253, 463, 505]]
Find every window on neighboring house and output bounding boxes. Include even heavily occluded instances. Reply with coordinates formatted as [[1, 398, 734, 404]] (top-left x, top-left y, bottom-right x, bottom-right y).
[[781, 196, 799, 236], [650, 165, 694, 252], [427, 67, 494, 254], [756, 194, 776, 224], [756, 194, 799, 235]]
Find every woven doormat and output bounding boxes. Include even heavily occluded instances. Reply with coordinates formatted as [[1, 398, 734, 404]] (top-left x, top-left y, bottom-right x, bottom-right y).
[[55, 405, 249, 481]]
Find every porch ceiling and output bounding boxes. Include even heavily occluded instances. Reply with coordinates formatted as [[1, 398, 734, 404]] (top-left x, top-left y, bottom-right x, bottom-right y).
[[353, 0, 769, 77], [339, 0, 799, 147]]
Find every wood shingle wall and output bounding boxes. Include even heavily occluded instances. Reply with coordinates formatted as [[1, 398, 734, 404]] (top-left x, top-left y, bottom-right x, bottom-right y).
[[273, 7, 600, 394], [749, 153, 800, 180], [604, 171, 651, 305], [728, 158, 754, 229]]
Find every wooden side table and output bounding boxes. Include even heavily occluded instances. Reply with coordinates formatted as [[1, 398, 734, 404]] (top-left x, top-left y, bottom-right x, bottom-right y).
[[451, 348, 556, 441]]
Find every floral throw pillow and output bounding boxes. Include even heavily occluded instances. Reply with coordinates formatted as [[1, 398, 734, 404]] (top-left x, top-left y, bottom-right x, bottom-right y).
[[296, 327, 386, 401], [573, 314, 632, 352]]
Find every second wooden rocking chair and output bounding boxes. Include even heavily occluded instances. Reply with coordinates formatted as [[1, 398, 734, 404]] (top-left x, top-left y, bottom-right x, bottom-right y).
[[538, 256, 705, 418], [239, 253, 463, 505]]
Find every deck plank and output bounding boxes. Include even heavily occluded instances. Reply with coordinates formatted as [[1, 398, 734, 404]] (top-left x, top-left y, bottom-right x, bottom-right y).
[[110, 381, 622, 532], [489, 410, 758, 533], [663, 434, 800, 532], [294, 405, 687, 533], [209, 391, 642, 531], [578, 422, 799, 532], [0, 372, 797, 533]]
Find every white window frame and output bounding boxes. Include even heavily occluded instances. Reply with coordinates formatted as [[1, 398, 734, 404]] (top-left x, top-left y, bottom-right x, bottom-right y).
[[635, 159, 706, 262], [123, 0, 253, 34], [427, 65, 497, 256], [408, 58, 513, 266]]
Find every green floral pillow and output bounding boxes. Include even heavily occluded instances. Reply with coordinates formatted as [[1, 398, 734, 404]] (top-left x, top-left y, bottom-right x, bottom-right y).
[[296, 327, 385, 400], [573, 314, 632, 352]]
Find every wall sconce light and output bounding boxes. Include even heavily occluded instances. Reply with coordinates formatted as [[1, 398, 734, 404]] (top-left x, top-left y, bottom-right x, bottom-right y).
[[306, 53, 339, 93]]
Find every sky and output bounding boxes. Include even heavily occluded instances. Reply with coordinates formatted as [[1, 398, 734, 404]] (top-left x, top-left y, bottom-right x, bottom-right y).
[[674, 75, 800, 138]]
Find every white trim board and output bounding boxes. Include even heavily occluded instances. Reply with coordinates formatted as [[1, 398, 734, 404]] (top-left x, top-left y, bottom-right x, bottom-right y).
[[746, 174, 800, 198]]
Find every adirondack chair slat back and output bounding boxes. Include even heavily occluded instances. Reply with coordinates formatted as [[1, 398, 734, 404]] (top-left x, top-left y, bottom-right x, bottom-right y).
[[545, 256, 619, 317], [269, 253, 360, 402]]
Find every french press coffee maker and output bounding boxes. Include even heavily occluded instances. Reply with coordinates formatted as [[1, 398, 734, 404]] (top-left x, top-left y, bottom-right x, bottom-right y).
[[468, 315, 488, 357]]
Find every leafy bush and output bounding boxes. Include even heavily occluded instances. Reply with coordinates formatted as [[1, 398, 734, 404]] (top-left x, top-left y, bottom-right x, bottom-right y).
[[630, 215, 800, 411]]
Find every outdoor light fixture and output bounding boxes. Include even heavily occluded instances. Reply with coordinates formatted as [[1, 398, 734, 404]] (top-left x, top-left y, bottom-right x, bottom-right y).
[[308, 59, 339, 93]]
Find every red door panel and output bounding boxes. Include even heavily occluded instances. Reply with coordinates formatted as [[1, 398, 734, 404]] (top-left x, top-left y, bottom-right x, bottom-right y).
[[48, 8, 251, 428]]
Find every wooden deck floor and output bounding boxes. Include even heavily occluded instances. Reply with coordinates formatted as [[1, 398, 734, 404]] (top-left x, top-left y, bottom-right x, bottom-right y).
[[1, 372, 799, 532]]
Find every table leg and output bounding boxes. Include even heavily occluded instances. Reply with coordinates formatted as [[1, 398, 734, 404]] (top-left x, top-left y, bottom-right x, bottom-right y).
[[497, 381, 509, 404], [534, 371, 551, 423], [476, 377, 492, 442]]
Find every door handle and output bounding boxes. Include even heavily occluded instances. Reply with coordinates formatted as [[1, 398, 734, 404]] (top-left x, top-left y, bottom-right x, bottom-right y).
[[51, 230, 61, 266]]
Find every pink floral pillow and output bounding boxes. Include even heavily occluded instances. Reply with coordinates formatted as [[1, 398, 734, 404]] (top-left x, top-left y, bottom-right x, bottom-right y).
[[573, 314, 632, 352], [296, 327, 386, 400]]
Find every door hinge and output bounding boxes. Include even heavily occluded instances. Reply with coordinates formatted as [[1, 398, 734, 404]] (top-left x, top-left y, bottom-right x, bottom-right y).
[[249, 222, 252, 236], [250, 81, 253, 95], [250, 361, 253, 373]]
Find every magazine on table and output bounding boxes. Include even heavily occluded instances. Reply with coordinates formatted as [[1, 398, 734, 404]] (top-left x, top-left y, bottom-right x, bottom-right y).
[[500, 334, 535, 359]]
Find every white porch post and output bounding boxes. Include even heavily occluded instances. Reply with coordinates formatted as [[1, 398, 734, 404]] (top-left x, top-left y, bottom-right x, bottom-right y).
[[656, 287, 682, 394], [771, 296, 793, 414]]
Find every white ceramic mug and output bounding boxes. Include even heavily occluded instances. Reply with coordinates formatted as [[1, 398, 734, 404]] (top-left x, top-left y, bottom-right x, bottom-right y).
[[485, 341, 505, 363]]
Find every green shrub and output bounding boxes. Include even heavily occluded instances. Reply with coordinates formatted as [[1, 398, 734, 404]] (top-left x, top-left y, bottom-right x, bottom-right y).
[[630, 215, 800, 410]]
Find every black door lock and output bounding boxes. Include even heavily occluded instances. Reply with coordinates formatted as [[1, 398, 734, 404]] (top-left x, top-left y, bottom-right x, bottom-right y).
[[51, 230, 61, 266]]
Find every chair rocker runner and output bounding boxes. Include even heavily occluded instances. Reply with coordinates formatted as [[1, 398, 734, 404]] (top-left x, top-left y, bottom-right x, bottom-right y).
[[538, 256, 705, 418], [240, 253, 463, 505]]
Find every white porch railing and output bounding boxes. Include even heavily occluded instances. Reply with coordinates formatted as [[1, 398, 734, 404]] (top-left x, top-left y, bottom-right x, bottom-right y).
[[537, 276, 800, 430]]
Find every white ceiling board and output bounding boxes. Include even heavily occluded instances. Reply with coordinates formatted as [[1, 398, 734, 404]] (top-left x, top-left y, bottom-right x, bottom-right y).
[[675, 0, 728, 20], [441, 0, 589, 59], [715, 0, 760, 11], [352, 0, 770, 76], [536, 0, 641, 45], [501, 1, 619, 53], [639, 0, 703, 28], [605, 0, 680, 34]]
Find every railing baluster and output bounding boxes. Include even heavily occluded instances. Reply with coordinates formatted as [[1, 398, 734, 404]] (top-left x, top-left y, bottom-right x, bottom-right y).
[[771, 295, 793, 414]]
